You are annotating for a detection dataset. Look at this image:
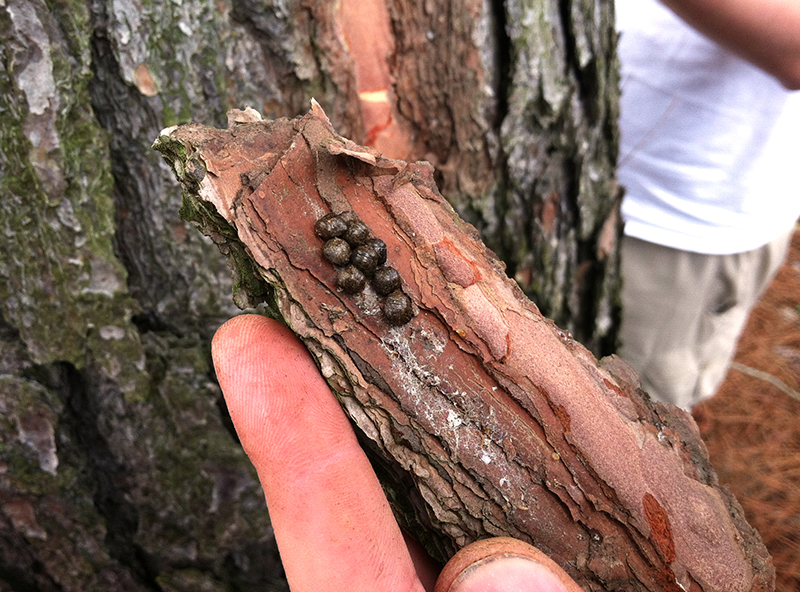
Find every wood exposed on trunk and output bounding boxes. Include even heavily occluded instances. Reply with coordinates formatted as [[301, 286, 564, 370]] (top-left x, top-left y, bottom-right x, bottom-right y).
[[155, 104, 774, 592]]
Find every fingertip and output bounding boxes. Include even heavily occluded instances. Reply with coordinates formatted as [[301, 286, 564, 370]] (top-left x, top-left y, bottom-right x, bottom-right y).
[[211, 314, 326, 469], [435, 538, 583, 592], [212, 314, 289, 369], [212, 314, 267, 381], [212, 314, 280, 425], [211, 314, 311, 409]]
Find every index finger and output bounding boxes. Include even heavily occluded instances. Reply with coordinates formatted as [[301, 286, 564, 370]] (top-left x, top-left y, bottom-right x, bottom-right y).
[[212, 315, 425, 592]]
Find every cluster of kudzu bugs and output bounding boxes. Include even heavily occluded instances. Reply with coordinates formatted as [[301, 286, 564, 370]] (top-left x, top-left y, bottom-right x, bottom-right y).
[[315, 211, 413, 325]]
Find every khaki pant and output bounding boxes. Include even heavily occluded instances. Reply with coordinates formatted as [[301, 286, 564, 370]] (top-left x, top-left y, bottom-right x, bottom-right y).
[[619, 230, 792, 410]]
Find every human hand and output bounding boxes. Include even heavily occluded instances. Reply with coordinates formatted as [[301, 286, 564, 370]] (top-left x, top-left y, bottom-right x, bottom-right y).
[[212, 314, 583, 592]]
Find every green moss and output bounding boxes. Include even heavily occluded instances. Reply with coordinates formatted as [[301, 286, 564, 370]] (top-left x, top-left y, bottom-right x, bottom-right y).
[[45, 0, 93, 59], [0, 4, 146, 393], [125, 331, 272, 566], [123, 0, 230, 127], [0, 377, 62, 492], [154, 132, 275, 312]]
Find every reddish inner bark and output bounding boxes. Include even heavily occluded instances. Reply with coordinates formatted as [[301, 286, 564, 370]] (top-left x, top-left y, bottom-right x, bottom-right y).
[[337, 0, 413, 159]]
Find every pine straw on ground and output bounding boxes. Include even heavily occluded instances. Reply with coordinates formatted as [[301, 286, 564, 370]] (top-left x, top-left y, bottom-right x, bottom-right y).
[[694, 228, 800, 591]]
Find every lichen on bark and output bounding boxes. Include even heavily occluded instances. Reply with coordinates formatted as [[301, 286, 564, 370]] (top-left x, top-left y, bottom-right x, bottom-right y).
[[1, 2, 289, 590], [0, 0, 145, 388], [491, 0, 621, 353]]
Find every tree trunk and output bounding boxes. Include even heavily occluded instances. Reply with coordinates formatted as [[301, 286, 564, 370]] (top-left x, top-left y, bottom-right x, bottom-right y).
[[380, 0, 621, 354], [1, 1, 618, 590]]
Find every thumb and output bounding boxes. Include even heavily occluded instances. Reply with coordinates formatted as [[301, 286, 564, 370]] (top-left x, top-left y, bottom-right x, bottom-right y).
[[435, 538, 583, 592]]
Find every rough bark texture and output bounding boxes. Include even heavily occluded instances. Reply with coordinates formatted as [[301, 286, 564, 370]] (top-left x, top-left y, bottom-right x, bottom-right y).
[[2, 0, 618, 590], [383, 0, 622, 353], [155, 105, 773, 592]]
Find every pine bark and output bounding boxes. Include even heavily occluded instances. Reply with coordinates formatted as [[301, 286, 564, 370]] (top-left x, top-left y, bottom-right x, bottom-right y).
[[3, 0, 618, 590], [155, 105, 773, 592]]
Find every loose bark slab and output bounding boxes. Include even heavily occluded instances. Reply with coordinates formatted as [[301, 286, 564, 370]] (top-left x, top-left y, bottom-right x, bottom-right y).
[[153, 104, 773, 592]]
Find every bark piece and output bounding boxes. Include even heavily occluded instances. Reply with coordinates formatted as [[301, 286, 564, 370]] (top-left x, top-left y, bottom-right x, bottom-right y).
[[153, 104, 774, 592]]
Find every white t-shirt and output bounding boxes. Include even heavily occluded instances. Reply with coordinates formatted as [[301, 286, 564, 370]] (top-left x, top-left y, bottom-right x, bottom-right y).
[[616, 0, 800, 254]]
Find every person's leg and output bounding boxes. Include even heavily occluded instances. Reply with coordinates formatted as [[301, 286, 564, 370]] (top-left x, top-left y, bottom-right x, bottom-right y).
[[619, 236, 712, 409], [619, 231, 792, 410], [693, 229, 792, 404]]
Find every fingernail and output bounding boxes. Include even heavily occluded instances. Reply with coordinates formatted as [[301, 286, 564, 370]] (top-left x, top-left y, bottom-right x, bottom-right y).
[[447, 554, 570, 592]]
